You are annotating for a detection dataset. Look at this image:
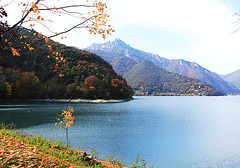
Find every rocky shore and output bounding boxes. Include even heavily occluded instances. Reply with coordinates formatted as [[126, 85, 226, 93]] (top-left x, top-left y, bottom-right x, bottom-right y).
[[0, 98, 133, 103], [36, 98, 133, 103]]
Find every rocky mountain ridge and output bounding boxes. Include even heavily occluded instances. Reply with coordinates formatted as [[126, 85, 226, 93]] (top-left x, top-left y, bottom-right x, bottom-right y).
[[85, 38, 239, 94], [223, 69, 240, 90]]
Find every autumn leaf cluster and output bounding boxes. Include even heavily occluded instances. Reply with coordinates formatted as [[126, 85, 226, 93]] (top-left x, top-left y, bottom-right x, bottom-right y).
[[1, 0, 114, 57], [55, 106, 75, 129]]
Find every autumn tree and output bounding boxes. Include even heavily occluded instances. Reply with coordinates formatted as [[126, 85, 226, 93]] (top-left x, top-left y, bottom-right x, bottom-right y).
[[110, 78, 133, 98], [0, 0, 113, 56], [55, 106, 75, 148], [83, 75, 98, 98], [84, 75, 98, 89]]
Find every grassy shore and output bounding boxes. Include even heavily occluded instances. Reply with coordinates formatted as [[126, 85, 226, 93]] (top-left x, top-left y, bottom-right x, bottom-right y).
[[0, 127, 125, 167], [0, 125, 150, 168]]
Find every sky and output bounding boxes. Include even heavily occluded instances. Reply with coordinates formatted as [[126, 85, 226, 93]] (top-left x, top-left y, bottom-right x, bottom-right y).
[[3, 0, 240, 75]]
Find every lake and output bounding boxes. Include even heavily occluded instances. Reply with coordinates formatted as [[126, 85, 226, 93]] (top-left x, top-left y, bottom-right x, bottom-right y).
[[1, 96, 240, 167]]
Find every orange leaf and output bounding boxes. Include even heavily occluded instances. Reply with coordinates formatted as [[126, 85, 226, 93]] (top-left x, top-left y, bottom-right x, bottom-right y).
[[48, 45, 52, 50], [29, 47, 34, 51], [102, 34, 106, 39], [59, 74, 64, 78], [45, 37, 49, 43], [11, 48, 20, 56]]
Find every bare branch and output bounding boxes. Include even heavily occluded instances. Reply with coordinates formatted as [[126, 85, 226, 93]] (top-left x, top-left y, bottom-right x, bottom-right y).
[[4, 0, 41, 33], [60, 8, 83, 17], [48, 14, 101, 39], [38, 5, 96, 11], [1, 0, 15, 7], [1, 14, 102, 50], [1, 0, 113, 54]]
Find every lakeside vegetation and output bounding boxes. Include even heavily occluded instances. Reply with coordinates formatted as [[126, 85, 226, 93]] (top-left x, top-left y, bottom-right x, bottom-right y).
[[0, 106, 151, 167], [0, 126, 117, 167], [0, 124, 150, 168]]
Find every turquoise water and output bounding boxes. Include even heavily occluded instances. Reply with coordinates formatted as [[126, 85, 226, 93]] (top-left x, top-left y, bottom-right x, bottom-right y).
[[1, 96, 240, 167]]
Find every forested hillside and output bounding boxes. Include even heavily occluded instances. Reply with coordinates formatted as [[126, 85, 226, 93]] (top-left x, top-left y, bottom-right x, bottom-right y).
[[0, 28, 133, 100], [124, 60, 225, 96]]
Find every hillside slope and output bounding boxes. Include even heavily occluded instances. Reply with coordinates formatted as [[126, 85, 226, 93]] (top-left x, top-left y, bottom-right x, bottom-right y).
[[0, 28, 133, 99], [223, 69, 240, 90], [123, 59, 225, 96], [156, 59, 239, 94]]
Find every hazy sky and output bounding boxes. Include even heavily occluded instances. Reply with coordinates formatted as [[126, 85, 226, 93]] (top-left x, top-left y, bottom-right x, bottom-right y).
[[3, 0, 240, 75]]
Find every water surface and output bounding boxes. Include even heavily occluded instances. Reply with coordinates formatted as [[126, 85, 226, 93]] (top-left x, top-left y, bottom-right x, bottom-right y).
[[1, 96, 240, 167]]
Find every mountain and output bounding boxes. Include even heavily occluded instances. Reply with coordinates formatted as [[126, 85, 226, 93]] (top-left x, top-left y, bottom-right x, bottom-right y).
[[123, 59, 169, 84], [86, 39, 225, 96], [85, 49, 138, 76], [85, 39, 239, 94], [0, 28, 133, 99], [157, 59, 239, 94], [86, 38, 168, 63], [123, 59, 224, 96], [222, 69, 240, 90]]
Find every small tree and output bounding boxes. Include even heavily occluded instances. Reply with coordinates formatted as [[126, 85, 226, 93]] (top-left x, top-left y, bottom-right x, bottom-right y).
[[55, 106, 75, 148]]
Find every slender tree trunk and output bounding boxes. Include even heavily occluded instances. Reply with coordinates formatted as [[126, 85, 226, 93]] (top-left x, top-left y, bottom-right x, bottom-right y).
[[66, 127, 69, 148]]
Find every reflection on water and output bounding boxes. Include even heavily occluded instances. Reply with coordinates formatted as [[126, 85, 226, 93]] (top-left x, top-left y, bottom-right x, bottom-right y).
[[1, 96, 240, 167]]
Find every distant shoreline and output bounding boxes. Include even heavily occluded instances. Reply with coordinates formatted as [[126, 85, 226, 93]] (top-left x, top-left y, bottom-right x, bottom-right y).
[[0, 98, 133, 103], [41, 98, 133, 103]]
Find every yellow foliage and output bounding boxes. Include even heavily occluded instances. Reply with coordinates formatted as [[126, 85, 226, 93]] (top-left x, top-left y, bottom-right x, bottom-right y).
[[11, 48, 20, 56], [55, 106, 75, 129]]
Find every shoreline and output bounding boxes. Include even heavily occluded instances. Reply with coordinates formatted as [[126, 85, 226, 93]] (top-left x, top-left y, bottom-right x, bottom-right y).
[[42, 98, 133, 103], [0, 98, 133, 103]]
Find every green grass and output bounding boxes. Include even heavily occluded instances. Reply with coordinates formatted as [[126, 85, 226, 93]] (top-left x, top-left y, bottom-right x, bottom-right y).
[[0, 124, 153, 168]]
